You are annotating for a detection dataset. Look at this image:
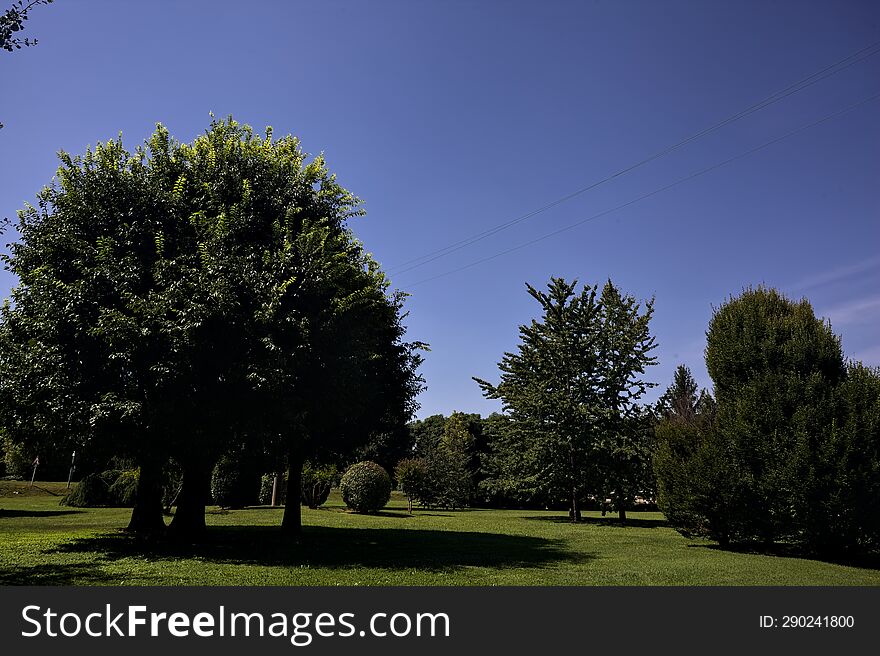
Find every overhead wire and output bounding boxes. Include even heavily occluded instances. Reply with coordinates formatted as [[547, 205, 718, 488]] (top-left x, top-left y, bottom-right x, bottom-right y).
[[402, 91, 880, 288], [389, 39, 880, 276]]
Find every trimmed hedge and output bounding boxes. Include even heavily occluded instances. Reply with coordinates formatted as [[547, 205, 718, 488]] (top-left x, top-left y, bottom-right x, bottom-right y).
[[340, 461, 391, 513]]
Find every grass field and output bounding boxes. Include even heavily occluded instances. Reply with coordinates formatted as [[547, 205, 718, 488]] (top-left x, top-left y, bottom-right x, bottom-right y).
[[1, 481, 878, 586]]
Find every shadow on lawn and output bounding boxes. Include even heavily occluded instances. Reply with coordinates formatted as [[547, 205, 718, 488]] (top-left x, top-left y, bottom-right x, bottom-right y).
[[523, 514, 669, 529], [686, 542, 880, 571], [0, 508, 85, 519], [44, 525, 587, 575], [0, 563, 124, 586]]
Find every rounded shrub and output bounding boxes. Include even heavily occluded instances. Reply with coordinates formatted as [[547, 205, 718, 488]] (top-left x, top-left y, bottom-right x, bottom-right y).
[[340, 461, 391, 513], [211, 456, 248, 508]]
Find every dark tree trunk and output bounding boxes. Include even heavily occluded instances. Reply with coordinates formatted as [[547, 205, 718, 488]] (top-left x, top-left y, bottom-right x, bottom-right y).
[[618, 507, 627, 524], [127, 460, 166, 535], [168, 458, 210, 540], [281, 451, 304, 535], [569, 488, 580, 523]]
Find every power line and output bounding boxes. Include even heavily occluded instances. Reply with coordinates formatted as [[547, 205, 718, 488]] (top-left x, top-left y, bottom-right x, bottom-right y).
[[389, 39, 880, 276], [402, 91, 880, 288]]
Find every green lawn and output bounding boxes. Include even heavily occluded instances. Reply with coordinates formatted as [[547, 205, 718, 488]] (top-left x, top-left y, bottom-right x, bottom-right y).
[[1, 481, 878, 585]]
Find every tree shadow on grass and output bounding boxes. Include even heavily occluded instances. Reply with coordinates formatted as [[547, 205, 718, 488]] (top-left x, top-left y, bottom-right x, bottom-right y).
[[522, 515, 669, 529], [0, 563, 138, 586], [686, 542, 880, 571], [48, 525, 589, 573], [0, 508, 85, 519]]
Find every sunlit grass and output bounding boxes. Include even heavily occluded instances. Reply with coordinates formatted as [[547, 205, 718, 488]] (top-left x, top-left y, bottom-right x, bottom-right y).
[[1, 482, 878, 586]]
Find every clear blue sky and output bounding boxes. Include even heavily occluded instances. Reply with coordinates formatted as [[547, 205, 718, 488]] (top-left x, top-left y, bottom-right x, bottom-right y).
[[1, 1, 878, 419]]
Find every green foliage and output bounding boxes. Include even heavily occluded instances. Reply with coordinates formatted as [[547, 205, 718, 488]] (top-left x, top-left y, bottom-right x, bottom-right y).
[[657, 288, 878, 556], [394, 412, 477, 511], [61, 473, 114, 507], [798, 363, 880, 556], [408, 414, 448, 455], [1, 0, 53, 52], [62, 469, 139, 508], [0, 116, 424, 534], [428, 413, 474, 509], [475, 278, 657, 520], [656, 365, 699, 422], [394, 457, 429, 511], [476, 413, 530, 507], [340, 461, 391, 513], [652, 382, 732, 542], [351, 427, 416, 480], [1, 433, 31, 478], [301, 462, 337, 509], [211, 456, 258, 509], [259, 464, 336, 508], [107, 469, 139, 507], [705, 286, 845, 545]]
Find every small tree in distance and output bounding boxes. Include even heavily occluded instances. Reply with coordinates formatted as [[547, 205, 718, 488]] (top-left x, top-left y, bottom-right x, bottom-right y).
[[395, 457, 429, 513]]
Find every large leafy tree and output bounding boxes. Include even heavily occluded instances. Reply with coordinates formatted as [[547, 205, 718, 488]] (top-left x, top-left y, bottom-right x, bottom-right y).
[[0, 135, 202, 533], [0, 117, 423, 537], [475, 278, 656, 522]]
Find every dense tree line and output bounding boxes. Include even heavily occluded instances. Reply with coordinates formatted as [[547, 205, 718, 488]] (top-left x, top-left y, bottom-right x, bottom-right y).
[[0, 118, 424, 537]]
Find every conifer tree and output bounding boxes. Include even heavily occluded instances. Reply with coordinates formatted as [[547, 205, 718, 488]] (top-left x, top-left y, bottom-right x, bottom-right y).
[[475, 277, 656, 521]]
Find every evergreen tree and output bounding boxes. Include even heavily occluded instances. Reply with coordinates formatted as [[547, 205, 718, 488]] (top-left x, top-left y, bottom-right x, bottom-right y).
[[705, 286, 845, 545], [657, 365, 699, 422], [475, 277, 657, 522]]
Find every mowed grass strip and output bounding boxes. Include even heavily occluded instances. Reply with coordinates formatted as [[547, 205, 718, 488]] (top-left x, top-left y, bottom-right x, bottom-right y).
[[1, 482, 878, 586]]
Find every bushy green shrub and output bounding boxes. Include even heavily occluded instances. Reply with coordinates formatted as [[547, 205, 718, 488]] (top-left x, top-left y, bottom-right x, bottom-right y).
[[62, 469, 139, 507], [62, 472, 113, 507], [340, 461, 391, 513], [301, 462, 337, 509], [211, 456, 249, 508]]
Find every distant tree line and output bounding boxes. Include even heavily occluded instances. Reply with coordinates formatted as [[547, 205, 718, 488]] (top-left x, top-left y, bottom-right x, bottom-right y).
[[396, 282, 880, 560]]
